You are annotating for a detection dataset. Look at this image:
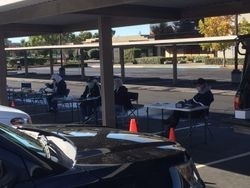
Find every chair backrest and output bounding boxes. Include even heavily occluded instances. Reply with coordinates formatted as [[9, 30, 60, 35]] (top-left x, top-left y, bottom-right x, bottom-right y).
[[65, 88, 70, 96], [21, 82, 32, 92], [21, 82, 31, 89], [128, 92, 138, 103]]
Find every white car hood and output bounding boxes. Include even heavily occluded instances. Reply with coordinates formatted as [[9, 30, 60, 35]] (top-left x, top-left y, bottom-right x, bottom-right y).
[[0, 105, 31, 125]]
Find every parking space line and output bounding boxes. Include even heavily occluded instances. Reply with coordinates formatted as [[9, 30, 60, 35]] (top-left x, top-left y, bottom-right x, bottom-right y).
[[153, 124, 206, 135], [196, 152, 250, 169]]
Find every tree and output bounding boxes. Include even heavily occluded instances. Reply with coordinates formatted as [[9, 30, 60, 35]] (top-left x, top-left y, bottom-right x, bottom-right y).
[[174, 19, 199, 33], [198, 16, 235, 66], [78, 31, 92, 41], [239, 17, 250, 35], [92, 32, 99, 38], [150, 23, 175, 35]]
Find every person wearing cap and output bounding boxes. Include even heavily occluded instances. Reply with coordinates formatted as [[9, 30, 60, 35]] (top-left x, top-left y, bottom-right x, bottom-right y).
[[80, 78, 101, 121], [45, 74, 68, 112], [164, 78, 214, 130]]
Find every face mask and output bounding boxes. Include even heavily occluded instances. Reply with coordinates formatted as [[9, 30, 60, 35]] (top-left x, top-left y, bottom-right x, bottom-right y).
[[196, 86, 202, 92], [88, 82, 94, 89]]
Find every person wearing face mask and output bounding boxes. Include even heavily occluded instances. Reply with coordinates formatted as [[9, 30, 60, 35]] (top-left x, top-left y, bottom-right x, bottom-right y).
[[80, 78, 101, 121], [45, 74, 68, 112], [164, 78, 214, 131]]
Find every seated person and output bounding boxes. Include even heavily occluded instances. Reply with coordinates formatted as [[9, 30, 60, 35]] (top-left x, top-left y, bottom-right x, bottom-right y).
[[114, 78, 132, 113], [45, 74, 68, 112], [80, 78, 101, 121], [165, 78, 214, 131]]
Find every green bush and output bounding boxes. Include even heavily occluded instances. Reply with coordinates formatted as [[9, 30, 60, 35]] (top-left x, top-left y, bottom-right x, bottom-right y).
[[193, 56, 209, 63], [124, 48, 141, 63], [135, 56, 166, 64], [79, 50, 89, 60], [88, 48, 99, 59], [7, 57, 48, 67], [205, 58, 244, 65]]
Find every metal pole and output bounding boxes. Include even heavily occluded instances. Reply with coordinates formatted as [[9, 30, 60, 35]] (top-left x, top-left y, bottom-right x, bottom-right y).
[[49, 49, 54, 76], [235, 14, 239, 70], [60, 34, 63, 67], [120, 47, 125, 82], [172, 44, 178, 85], [80, 48, 86, 79], [24, 51, 28, 77]]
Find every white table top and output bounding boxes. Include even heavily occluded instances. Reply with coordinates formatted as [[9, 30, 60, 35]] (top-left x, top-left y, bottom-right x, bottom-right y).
[[144, 102, 208, 112]]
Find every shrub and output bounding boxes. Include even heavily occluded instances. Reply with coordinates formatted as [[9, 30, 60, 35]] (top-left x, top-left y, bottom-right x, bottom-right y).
[[135, 56, 166, 64], [79, 50, 89, 60], [205, 58, 244, 65], [193, 56, 209, 63], [88, 48, 99, 59], [124, 48, 141, 63], [7, 57, 48, 67]]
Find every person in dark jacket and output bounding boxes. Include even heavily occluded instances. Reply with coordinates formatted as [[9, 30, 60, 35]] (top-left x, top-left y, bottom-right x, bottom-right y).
[[80, 78, 101, 121], [114, 78, 132, 112], [45, 74, 68, 112], [165, 78, 214, 130]]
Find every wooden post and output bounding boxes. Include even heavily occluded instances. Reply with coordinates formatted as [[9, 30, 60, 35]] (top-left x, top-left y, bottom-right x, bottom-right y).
[[0, 34, 8, 105]]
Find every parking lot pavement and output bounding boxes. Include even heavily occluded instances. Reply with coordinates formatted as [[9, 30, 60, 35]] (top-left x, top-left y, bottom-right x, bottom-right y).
[[7, 76, 249, 187]]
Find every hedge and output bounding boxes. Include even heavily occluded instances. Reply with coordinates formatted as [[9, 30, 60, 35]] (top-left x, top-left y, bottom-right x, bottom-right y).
[[205, 58, 245, 65], [88, 48, 99, 59], [124, 48, 141, 63], [135, 56, 166, 64], [7, 57, 48, 67]]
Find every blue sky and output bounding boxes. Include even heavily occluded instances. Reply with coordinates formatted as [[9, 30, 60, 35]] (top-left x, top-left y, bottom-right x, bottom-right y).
[[9, 24, 150, 43]]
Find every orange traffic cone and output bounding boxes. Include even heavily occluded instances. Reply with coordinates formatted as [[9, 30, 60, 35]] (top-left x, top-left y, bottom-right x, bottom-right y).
[[129, 118, 138, 133], [168, 128, 176, 141], [11, 100, 15, 107]]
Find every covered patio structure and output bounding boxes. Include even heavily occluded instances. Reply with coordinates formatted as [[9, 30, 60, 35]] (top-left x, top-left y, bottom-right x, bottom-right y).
[[0, 0, 250, 127]]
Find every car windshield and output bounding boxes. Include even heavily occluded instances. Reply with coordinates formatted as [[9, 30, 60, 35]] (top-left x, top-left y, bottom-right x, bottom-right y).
[[0, 123, 46, 156]]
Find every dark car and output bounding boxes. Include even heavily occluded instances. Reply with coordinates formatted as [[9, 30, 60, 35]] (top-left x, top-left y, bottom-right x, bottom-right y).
[[0, 123, 205, 188], [234, 34, 250, 110]]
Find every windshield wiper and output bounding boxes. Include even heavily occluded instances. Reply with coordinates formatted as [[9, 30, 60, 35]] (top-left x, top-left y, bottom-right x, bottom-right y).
[[37, 135, 51, 159]]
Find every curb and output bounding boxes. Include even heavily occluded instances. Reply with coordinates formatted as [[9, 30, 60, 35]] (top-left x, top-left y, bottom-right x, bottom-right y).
[[7, 77, 236, 96]]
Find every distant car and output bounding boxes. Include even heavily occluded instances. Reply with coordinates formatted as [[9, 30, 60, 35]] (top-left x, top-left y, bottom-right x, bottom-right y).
[[0, 123, 205, 187], [0, 105, 32, 126]]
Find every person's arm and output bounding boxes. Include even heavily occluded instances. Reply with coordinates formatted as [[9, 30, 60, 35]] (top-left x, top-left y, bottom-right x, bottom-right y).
[[45, 82, 53, 89], [192, 91, 214, 106], [80, 86, 88, 99], [56, 80, 67, 95]]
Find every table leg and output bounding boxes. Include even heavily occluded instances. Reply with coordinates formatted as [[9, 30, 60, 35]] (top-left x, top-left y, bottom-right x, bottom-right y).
[[71, 101, 74, 122], [161, 109, 164, 130], [188, 112, 192, 148], [204, 116, 208, 144], [146, 107, 149, 131]]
